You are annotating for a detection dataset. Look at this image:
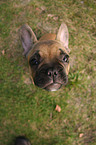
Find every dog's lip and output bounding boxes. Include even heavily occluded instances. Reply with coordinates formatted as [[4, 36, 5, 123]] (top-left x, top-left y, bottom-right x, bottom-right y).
[[44, 83, 62, 91]]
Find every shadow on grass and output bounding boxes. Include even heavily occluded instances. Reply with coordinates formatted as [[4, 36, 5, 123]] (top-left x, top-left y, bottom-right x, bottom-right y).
[[9, 134, 59, 145]]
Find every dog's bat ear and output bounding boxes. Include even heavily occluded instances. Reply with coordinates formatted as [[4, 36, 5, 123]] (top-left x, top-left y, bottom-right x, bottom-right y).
[[56, 23, 70, 53], [20, 24, 37, 56]]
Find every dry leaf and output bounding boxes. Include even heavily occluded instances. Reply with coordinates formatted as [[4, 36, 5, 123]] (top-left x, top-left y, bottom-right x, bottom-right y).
[[55, 105, 61, 112], [47, 14, 54, 17], [53, 17, 58, 20], [2, 50, 5, 55], [36, 7, 40, 11], [79, 133, 84, 138], [41, 6, 46, 12]]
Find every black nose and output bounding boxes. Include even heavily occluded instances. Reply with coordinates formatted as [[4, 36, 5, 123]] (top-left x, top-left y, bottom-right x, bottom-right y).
[[47, 68, 58, 77]]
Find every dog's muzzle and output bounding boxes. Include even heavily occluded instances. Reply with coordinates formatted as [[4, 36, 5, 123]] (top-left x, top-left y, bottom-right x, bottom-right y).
[[34, 63, 68, 91]]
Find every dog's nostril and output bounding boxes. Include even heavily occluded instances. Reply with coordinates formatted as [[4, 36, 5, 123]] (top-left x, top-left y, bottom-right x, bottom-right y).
[[47, 71, 52, 76], [54, 71, 58, 76], [47, 69, 58, 77]]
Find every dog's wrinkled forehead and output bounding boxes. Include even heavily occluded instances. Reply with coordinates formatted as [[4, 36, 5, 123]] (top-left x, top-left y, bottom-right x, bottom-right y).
[[28, 40, 68, 61]]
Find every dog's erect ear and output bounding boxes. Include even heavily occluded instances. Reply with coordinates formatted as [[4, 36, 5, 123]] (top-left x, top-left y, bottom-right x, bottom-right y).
[[20, 24, 37, 56], [56, 23, 70, 53]]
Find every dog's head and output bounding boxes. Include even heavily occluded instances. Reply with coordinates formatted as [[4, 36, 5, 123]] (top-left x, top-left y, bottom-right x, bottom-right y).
[[20, 23, 70, 91]]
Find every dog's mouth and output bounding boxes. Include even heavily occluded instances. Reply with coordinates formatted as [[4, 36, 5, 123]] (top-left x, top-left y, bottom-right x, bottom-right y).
[[44, 83, 62, 91]]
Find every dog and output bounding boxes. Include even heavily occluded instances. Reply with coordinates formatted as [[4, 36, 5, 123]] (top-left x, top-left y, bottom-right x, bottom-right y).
[[20, 23, 70, 91]]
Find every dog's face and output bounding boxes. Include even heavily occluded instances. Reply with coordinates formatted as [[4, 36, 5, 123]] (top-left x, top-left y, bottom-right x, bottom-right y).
[[20, 23, 70, 91], [28, 40, 70, 91]]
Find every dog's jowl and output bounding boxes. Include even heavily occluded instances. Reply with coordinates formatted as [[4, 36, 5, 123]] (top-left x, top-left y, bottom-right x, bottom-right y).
[[20, 23, 70, 91]]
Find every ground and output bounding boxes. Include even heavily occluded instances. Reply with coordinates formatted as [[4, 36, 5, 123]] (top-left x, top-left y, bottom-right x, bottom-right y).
[[0, 0, 96, 145]]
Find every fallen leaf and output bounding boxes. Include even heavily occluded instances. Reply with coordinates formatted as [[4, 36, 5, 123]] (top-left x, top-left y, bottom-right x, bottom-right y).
[[53, 17, 58, 20], [79, 133, 84, 138], [2, 50, 5, 55], [55, 105, 61, 112], [36, 7, 40, 11], [41, 6, 46, 12], [47, 14, 54, 17]]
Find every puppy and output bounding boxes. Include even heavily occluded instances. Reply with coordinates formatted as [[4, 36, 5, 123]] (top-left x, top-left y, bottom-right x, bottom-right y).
[[20, 23, 70, 91]]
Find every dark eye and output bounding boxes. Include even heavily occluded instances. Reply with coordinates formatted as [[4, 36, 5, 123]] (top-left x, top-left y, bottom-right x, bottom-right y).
[[63, 55, 69, 63], [29, 58, 39, 66]]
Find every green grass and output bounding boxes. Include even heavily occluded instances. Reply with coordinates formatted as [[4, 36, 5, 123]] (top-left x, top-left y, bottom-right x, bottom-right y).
[[0, 0, 96, 144]]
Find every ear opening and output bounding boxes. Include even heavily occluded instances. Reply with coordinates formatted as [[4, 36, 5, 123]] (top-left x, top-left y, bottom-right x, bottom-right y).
[[56, 23, 70, 53], [19, 24, 37, 56]]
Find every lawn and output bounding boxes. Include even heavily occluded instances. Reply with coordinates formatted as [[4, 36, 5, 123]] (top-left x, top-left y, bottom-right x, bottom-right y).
[[0, 0, 96, 144]]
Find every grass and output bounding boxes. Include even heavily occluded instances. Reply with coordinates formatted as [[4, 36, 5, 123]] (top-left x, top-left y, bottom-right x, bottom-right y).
[[0, 0, 96, 144]]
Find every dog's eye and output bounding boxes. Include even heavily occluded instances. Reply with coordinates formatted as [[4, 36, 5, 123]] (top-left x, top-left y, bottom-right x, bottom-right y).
[[29, 58, 39, 65], [63, 55, 69, 63]]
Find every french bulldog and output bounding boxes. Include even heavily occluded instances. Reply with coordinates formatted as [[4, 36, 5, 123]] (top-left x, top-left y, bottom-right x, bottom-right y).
[[20, 23, 70, 91]]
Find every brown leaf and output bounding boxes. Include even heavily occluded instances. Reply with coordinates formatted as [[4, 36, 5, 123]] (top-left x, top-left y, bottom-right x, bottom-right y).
[[2, 50, 5, 55], [47, 14, 54, 17], [55, 105, 61, 112], [36, 7, 40, 11], [40, 6, 46, 12], [53, 17, 58, 21], [79, 133, 84, 138]]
